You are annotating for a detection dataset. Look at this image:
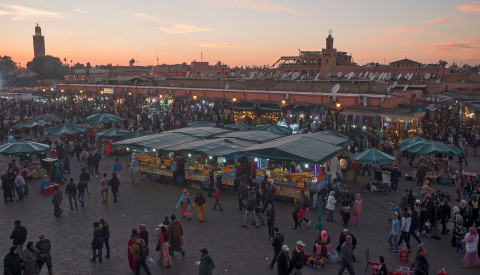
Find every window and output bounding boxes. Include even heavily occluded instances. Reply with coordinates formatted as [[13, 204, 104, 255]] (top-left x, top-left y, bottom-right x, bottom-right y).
[[310, 59, 316, 64], [303, 59, 308, 64], [302, 70, 307, 76], [318, 59, 322, 65]]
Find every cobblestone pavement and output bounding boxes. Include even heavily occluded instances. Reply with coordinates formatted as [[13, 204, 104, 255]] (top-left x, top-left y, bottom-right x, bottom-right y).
[[1, 149, 479, 275]]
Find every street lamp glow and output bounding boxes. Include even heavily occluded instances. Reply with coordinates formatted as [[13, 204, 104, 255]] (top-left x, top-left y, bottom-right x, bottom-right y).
[[193, 95, 197, 100], [336, 103, 341, 108], [232, 97, 237, 102]]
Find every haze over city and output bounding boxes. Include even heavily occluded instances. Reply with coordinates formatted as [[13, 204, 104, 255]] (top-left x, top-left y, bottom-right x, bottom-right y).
[[1, 0, 480, 67]]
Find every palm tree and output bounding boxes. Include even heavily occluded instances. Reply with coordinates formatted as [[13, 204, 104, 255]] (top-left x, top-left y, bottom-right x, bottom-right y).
[[129, 58, 135, 66]]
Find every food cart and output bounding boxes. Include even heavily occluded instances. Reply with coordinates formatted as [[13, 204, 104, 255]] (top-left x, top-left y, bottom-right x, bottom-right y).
[[134, 153, 178, 184]]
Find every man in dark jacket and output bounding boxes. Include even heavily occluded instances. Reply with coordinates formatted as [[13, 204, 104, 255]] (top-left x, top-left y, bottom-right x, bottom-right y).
[[10, 220, 27, 259], [440, 199, 451, 234], [413, 247, 429, 275], [416, 164, 426, 188], [100, 218, 110, 258], [36, 235, 52, 275], [276, 245, 293, 275], [65, 178, 78, 210], [266, 203, 276, 239], [90, 221, 103, 262], [390, 166, 401, 192], [109, 173, 119, 203], [291, 240, 306, 275], [79, 168, 90, 195], [198, 248, 215, 275], [269, 227, 284, 269], [242, 191, 259, 228], [336, 229, 357, 252], [338, 235, 355, 275]]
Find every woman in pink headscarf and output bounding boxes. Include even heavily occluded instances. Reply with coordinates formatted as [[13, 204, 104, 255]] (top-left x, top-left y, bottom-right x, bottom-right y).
[[314, 230, 331, 256], [350, 193, 362, 226], [462, 227, 480, 268]]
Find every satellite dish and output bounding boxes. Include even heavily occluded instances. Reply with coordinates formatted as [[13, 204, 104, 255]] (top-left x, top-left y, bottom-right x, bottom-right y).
[[386, 86, 392, 92], [424, 73, 431, 80], [185, 71, 190, 78], [392, 81, 398, 88], [397, 73, 402, 79], [347, 74, 353, 80], [386, 73, 392, 80], [326, 72, 331, 78], [291, 72, 300, 80], [299, 75, 305, 82], [378, 72, 384, 79], [460, 79, 466, 84], [404, 74, 409, 80], [431, 73, 436, 79], [331, 84, 340, 94], [314, 73, 320, 81], [403, 85, 408, 92], [407, 74, 413, 80], [365, 71, 369, 77], [224, 83, 230, 90], [336, 72, 343, 78], [358, 72, 363, 78]]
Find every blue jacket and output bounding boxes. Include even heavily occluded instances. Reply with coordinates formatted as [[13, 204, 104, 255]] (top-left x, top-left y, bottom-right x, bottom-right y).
[[113, 161, 121, 173], [391, 218, 399, 234]]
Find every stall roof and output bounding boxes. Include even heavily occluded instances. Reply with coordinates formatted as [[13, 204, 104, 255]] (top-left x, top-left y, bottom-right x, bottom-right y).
[[239, 135, 342, 164], [258, 103, 281, 111], [213, 130, 283, 143], [305, 132, 349, 146], [255, 124, 292, 135], [165, 138, 255, 156], [232, 102, 256, 110], [112, 132, 200, 150], [169, 127, 230, 138]]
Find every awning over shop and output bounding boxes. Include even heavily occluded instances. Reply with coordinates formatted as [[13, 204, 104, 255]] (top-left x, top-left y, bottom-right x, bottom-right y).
[[112, 132, 200, 150], [213, 130, 283, 143], [258, 103, 281, 111], [165, 138, 255, 156], [233, 102, 256, 110], [169, 127, 230, 138], [340, 108, 424, 121], [305, 131, 349, 146], [425, 105, 439, 112], [239, 135, 342, 164]]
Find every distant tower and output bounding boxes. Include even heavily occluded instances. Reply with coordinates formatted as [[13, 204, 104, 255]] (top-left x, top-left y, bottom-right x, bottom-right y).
[[326, 29, 334, 50], [33, 23, 45, 58]]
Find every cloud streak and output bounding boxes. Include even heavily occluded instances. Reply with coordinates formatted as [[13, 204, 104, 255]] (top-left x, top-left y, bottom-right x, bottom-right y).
[[369, 26, 423, 45], [210, 0, 300, 14], [130, 12, 165, 23], [425, 18, 456, 23], [0, 4, 65, 21], [457, 1, 480, 16], [194, 42, 243, 48], [419, 39, 480, 59], [159, 24, 210, 34], [73, 8, 84, 13]]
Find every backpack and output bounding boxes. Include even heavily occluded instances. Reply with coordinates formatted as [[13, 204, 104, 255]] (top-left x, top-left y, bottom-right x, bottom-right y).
[[137, 241, 149, 259]]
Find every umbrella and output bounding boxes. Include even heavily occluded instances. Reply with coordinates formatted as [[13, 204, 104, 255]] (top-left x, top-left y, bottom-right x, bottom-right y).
[[399, 136, 427, 151], [86, 113, 120, 126], [224, 124, 255, 131], [0, 140, 50, 156], [43, 123, 87, 135], [32, 113, 61, 123], [187, 121, 216, 127], [401, 140, 463, 155], [13, 120, 50, 130], [351, 148, 396, 164], [314, 194, 324, 231], [255, 124, 292, 135], [96, 128, 132, 139]]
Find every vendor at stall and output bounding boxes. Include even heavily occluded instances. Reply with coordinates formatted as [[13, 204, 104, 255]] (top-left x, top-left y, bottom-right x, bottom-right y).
[[421, 180, 435, 197]]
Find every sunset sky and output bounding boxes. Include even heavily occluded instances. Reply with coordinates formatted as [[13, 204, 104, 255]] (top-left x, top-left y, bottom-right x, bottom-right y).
[[1, 0, 480, 68]]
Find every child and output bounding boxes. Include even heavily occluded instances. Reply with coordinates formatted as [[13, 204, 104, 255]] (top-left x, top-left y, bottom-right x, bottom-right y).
[[422, 219, 432, 237], [212, 186, 223, 211]]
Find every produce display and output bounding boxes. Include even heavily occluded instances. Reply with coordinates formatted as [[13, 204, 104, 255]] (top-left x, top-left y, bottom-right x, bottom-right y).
[[136, 155, 178, 171]]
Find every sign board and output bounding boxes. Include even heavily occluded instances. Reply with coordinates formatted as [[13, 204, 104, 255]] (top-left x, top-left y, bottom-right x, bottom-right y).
[[103, 88, 114, 94]]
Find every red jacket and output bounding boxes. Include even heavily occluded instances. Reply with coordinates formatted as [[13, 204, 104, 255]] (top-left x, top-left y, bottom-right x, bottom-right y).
[[215, 189, 221, 201]]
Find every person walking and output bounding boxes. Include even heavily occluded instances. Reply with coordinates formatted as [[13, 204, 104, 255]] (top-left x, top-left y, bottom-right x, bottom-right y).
[[10, 220, 27, 260], [298, 190, 311, 226], [64, 178, 78, 210], [350, 193, 362, 226], [128, 229, 139, 272], [108, 173, 119, 203], [100, 173, 109, 203], [242, 191, 259, 228], [193, 192, 206, 222], [130, 234, 152, 275], [100, 219, 110, 259], [462, 227, 480, 268], [3, 246, 22, 275], [79, 168, 90, 196], [453, 206, 464, 253], [2, 173, 13, 203], [266, 202, 276, 238], [36, 235, 53, 275], [157, 226, 171, 268], [388, 212, 400, 254], [397, 210, 412, 252], [87, 152, 95, 176], [349, 161, 360, 183], [413, 247, 429, 274], [291, 240, 306, 275], [139, 224, 149, 247], [237, 179, 248, 211], [14, 172, 25, 202], [113, 158, 122, 177], [276, 245, 293, 275], [269, 227, 284, 269], [167, 215, 185, 256], [93, 150, 101, 177], [20, 166, 29, 197], [197, 248, 215, 275], [23, 242, 39, 275], [51, 185, 63, 217], [326, 191, 337, 222], [390, 166, 401, 192], [416, 164, 426, 188], [77, 178, 87, 207], [340, 188, 354, 227], [176, 189, 192, 220], [90, 221, 103, 262], [212, 186, 223, 211], [337, 235, 356, 275]]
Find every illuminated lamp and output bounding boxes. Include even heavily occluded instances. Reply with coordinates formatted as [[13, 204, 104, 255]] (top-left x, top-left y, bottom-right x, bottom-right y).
[[193, 95, 197, 100], [336, 103, 341, 108], [232, 97, 237, 102]]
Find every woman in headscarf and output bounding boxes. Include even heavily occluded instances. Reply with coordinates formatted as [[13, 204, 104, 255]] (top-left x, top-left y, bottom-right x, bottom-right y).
[[158, 226, 171, 268], [314, 230, 331, 256], [40, 175, 51, 192], [176, 189, 192, 220], [53, 162, 64, 185], [23, 242, 39, 275], [459, 200, 468, 215], [462, 227, 480, 268], [127, 229, 139, 271], [350, 193, 362, 226], [452, 206, 464, 253], [3, 246, 22, 275], [193, 192, 206, 222]]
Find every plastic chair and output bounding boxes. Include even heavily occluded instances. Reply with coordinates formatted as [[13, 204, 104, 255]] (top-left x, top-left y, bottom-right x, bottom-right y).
[[399, 247, 409, 263], [365, 248, 379, 271]]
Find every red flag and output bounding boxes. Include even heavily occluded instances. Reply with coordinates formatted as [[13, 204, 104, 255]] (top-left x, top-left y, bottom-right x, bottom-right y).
[[184, 90, 187, 96], [424, 96, 427, 104], [244, 92, 247, 98], [321, 95, 324, 103], [354, 97, 358, 106], [202, 90, 206, 97], [417, 99, 420, 108], [292, 97, 296, 102], [435, 95, 438, 103], [222, 91, 226, 97], [410, 97, 414, 109], [268, 94, 271, 101]]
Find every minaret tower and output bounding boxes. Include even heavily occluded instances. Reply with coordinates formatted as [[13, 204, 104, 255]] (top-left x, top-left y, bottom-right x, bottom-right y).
[[33, 23, 46, 58]]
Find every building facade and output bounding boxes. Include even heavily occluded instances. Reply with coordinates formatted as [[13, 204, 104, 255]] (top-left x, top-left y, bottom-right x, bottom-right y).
[[33, 24, 45, 58]]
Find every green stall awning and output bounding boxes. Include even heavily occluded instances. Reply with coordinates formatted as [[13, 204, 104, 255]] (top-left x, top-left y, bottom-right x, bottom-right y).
[[305, 132, 349, 146], [169, 126, 230, 138], [214, 130, 282, 143], [43, 123, 87, 135], [165, 138, 255, 156], [113, 132, 200, 151]]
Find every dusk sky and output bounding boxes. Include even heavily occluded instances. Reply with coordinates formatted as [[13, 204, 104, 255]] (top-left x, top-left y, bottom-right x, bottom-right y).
[[1, 0, 480, 67]]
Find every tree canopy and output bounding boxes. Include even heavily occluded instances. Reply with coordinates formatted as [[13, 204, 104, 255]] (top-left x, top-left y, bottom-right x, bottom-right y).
[[0, 55, 16, 75], [27, 55, 66, 79]]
